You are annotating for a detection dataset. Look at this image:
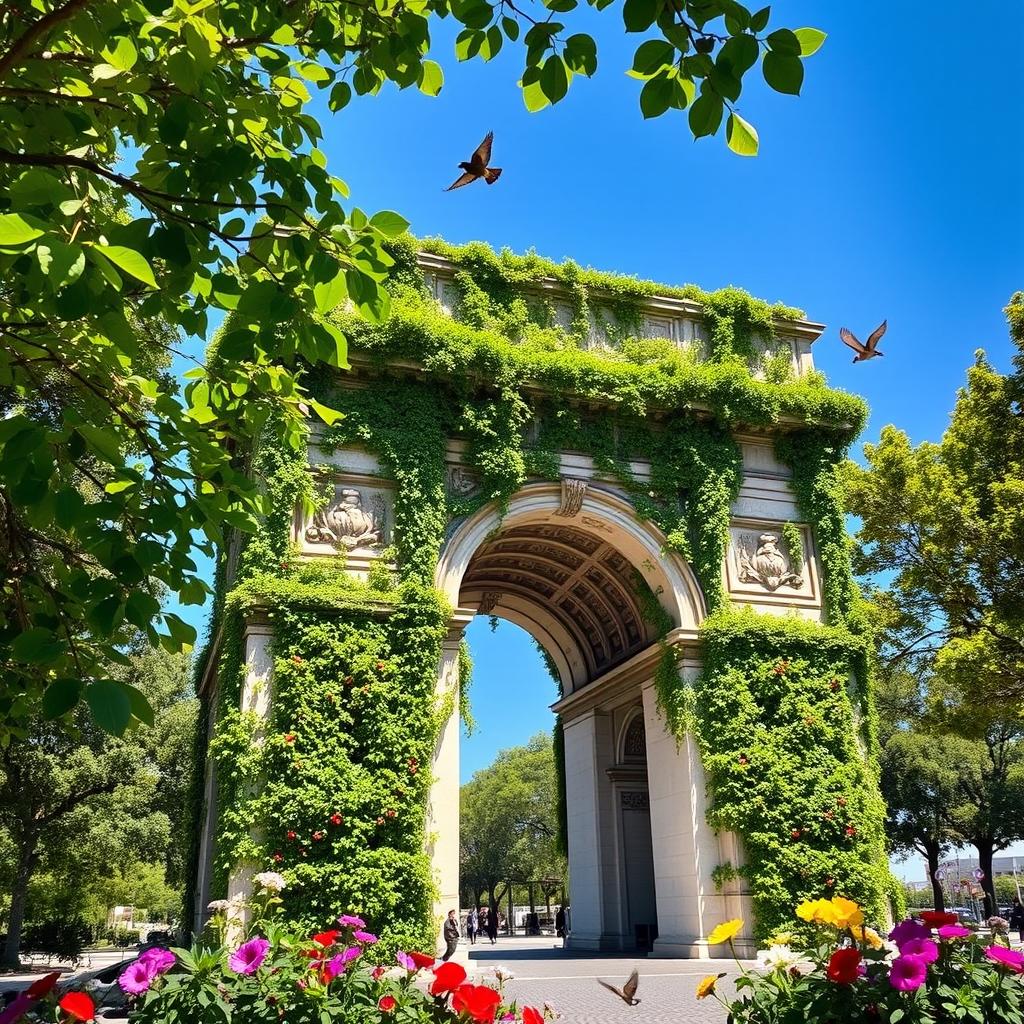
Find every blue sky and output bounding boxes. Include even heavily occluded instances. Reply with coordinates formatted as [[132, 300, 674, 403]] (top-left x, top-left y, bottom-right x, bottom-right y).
[[176, 1, 1023, 879]]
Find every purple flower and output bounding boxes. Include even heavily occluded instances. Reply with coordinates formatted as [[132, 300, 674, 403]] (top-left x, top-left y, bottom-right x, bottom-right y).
[[325, 947, 362, 979], [338, 914, 366, 928], [898, 938, 938, 964], [937, 924, 972, 940], [889, 954, 928, 992], [396, 950, 416, 971], [228, 937, 270, 975], [139, 948, 176, 975], [985, 946, 1024, 973], [889, 919, 930, 947], [118, 960, 157, 996], [353, 930, 378, 944]]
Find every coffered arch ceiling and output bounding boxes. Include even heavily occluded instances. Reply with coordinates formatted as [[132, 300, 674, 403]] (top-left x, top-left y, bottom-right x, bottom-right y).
[[458, 522, 658, 688]]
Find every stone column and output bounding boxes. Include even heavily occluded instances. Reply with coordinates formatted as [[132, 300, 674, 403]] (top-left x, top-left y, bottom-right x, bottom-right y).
[[563, 710, 617, 949], [642, 679, 754, 958], [426, 622, 467, 942]]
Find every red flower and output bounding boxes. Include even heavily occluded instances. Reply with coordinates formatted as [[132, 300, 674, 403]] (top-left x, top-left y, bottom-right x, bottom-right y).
[[371, 966, 386, 980], [430, 961, 467, 996], [523, 1007, 544, 1024], [291, 655, 304, 665], [344, 675, 354, 685], [330, 813, 343, 826], [845, 825, 857, 837], [378, 995, 397, 1013], [386, 809, 396, 818], [273, 852, 283, 863], [826, 947, 862, 985], [920, 911, 959, 928], [738, 755, 748, 766], [837, 797, 847, 807], [284, 733, 296, 744], [376, 817, 385, 825], [27, 973, 61, 999], [287, 831, 297, 840], [59, 992, 96, 1021], [313, 930, 340, 947], [313, 830, 325, 841], [376, 661, 386, 671], [791, 829, 801, 839], [408, 951, 435, 969], [830, 678, 841, 691], [451, 983, 502, 1023], [773, 660, 790, 675]]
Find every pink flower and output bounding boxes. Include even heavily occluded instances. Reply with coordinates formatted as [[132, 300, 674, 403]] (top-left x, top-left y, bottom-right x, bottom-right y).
[[889, 919, 930, 947], [985, 946, 1024, 973], [937, 924, 972, 940], [899, 938, 938, 964], [338, 914, 366, 927], [228, 937, 270, 975], [326, 947, 362, 978], [138, 948, 176, 975], [353, 930, 378, 944], [889, 954, 928, 992], [378, 995, 397, 1013], [396, 951, 416, 971], [118, 960, 157, 996]]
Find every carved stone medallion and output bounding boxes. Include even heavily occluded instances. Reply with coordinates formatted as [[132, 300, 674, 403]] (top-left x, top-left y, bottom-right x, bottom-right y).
[[306, 484, 387, 550], [445, 464, 478, 499], [734, 531, 802, 592]]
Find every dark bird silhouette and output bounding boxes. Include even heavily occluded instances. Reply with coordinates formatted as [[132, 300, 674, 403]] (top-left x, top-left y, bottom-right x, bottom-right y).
[[446, 132, 502, 191], [839, 321, 887, 362], [598, 969, 641, 1006]]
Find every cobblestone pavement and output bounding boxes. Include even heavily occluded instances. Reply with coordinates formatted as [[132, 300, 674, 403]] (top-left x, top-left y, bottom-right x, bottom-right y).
[[463, 938, 742, 1024]]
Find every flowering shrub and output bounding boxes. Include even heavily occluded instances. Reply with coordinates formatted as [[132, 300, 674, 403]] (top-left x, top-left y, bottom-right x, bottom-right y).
[[697, 895, 1024, 1022]]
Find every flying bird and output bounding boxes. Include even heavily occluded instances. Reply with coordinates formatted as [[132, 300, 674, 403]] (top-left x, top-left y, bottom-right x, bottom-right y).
[[446, 132, 502, 191], [839, 320, 888, 362], [598, 968, 641, 1006]]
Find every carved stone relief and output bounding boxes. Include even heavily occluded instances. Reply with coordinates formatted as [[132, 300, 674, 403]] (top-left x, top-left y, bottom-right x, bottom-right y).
[[306, 484, 388, 550], [445, 464, 478, 499], [477, 592, 502, 615], [620, 791, 650, 811], [733, 530, 802, 592], [554, 477, 588, 518]]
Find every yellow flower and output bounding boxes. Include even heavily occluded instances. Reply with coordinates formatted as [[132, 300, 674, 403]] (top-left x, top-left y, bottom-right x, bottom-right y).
[[828, 896, 864, 929], [851, 925, 883, 949], [707, 919, 744, 945], [696, 975, 719, 999], [796, 899, 834, 925]]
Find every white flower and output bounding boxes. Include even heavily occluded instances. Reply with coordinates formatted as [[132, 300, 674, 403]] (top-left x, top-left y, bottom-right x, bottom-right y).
[[755, 945, 803, 972], [477, 965, 515, 987], [207, 899, 231, 913], [252, 871, 287, 892]]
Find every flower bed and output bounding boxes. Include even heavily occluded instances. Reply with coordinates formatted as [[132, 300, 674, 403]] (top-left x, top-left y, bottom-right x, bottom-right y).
[[698, 896, 1024, 1022]]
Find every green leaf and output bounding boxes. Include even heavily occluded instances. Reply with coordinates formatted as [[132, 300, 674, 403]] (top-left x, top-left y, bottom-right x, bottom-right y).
[[632, 39, 674, 75], [310, 398, 344, 426], [418, 60, 444, 96], [329, 81, 352, 110], [502, 16, 520, 40], [163, 612, 197, 650], [765, 28, 801, 56], [313, 269, 348, 314], [688, 92, 724, 137], [718, 33, 759, 76], [564, 34, 597, 76], [0, 213, 43, 246], [93, 244, 158, 288], [639, 74, 674, 118], [762, 51, 803, 94], [750, 6, 771, 32], [41, 678, 83, 720], [794, 27, 826, 56], [622, 0, 658, 32], [125, 590, 161, 629], [726, 111, 759, 156], [521, 75, 550, 113], [102, 36, 138, 71], [85, 679, 133, 735], [11, 627, 63, 664], [321, 321, 349, 369], [369, 210, 411, 238], [540, 54, 569, 103], [123, 682, 155, 727]]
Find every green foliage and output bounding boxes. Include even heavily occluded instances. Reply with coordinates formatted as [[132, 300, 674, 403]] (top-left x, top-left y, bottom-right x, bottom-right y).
[[458, 639, 475, 735], [692, 609, 892, 938], [780, 521, 804, 573]]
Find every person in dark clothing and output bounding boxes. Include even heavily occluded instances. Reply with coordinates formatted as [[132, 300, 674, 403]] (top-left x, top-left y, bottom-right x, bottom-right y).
[[441, 909, 460, 961], [555, 906, 566, 938], [1010, 897, 1024, 943], [466, 908, 478, 945], [486, 907, 498, 944]]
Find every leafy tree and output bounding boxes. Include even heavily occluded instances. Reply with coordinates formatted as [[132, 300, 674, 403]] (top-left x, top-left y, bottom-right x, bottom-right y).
[[0, 0, 824, 736], [0, 649, 195, 967], [460, 732, 564, 916], [844, 294, 1024, 717]]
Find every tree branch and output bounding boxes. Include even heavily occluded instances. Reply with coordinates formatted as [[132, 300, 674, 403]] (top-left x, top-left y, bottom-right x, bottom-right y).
[[0, 0, 94, 81]]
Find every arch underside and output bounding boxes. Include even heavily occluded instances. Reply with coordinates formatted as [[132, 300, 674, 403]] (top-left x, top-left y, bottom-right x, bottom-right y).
[[458, 521, 658, 687]]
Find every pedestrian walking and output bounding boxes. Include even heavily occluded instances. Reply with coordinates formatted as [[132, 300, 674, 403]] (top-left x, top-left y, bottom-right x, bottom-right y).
[[1010, 897, 1024, 943], [555, 905, 565, 938], [466, 908, 478, 945], [486, 907, 498, 945], [441, 909, 460, 961]]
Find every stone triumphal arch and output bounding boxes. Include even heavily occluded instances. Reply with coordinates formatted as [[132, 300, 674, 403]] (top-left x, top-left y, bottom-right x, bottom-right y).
[[192, 241, 891, 957]]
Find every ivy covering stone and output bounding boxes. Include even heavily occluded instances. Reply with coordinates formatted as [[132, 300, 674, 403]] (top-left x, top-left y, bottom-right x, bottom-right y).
[[197, 235, 896, 947]]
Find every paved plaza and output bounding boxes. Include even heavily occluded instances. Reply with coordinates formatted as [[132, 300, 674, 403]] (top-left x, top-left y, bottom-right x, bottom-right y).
[[464, 938, 739, 1024]]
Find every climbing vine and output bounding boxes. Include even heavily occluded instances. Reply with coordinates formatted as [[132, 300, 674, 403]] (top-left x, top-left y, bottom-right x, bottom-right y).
[[197, 235, 893, 949]]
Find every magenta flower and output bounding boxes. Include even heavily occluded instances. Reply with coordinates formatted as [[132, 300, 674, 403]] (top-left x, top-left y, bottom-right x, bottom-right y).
[[985, 946, 1024, 973], [353, 930, 378, 944], [229, 937, 270, 975], [338, 914, 366, 928], [139, 948, 176, 975], [118, 960, 157, 996], [325, 947, 362, 979], [889, 919, 930, 947], [937, 924, 971, 940], [397, 951, 416, 971], [899, 938, 938, 964], [889, 954, 928, 992]]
